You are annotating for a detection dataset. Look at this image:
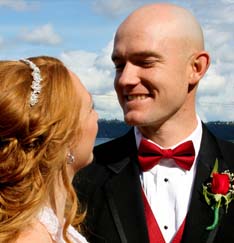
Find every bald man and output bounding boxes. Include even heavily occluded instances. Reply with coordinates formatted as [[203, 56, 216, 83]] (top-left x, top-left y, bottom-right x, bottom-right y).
[[74, 3, 234, 243]]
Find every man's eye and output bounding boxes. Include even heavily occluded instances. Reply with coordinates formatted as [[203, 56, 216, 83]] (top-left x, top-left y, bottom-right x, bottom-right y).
[[136, 60, 156, 67], [114, 63, 125, 71]]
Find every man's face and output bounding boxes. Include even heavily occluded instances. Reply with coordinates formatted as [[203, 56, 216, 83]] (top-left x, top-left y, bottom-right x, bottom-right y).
[[112, 21, 192, 128]]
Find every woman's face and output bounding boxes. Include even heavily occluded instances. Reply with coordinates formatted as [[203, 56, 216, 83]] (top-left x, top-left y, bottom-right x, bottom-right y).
[[69, 71, 98, 173]]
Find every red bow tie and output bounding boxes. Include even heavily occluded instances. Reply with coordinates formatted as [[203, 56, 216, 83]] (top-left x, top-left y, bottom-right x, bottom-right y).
[[138, 139, 195, 171]]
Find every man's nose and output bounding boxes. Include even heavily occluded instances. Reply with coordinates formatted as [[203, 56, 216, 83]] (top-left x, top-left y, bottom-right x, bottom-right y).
[[116, 62, 140, 87]]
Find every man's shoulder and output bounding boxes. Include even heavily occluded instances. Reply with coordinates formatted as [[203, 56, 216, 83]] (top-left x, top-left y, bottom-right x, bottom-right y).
[[95, 128, 133, 151], [74, 129, 135, 182], [203, 124, 234, 169], [216, 137, 234, 160], [73, 128, 136, 199], [94, 128, 136, 165]]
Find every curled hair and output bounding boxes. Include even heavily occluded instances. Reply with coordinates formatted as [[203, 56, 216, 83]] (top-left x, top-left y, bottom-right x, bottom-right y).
[[0, 56, 84, 242]]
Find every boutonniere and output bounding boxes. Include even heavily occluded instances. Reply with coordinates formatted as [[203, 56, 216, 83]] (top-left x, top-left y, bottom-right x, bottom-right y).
[[203, 158, 234, 230]]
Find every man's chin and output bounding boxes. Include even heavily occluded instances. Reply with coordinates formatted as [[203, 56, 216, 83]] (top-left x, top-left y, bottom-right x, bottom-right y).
[[124, 113, 146, 126], [124, 112, 161, 128]]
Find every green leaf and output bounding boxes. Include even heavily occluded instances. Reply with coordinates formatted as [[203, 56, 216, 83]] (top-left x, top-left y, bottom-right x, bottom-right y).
[[211, 158, 219, 176], [223, 192, 234, 212], [203, 186, 211, 205]]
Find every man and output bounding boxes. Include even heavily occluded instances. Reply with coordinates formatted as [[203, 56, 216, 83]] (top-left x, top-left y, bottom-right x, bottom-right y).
[[74, 3, 234, 243]]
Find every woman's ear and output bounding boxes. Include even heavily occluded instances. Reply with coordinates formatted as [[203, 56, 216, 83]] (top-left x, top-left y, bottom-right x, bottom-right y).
[[189, 51, 210, 85]]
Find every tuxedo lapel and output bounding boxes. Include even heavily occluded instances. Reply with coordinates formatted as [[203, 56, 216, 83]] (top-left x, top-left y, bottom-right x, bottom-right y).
[[104, 161, 149, 243], [103, 129, 149, 243], [182, 125, 225, 243]]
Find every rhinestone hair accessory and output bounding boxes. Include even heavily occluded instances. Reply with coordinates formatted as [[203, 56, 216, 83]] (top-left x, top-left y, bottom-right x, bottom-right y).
[[21, 58, 42, 107]]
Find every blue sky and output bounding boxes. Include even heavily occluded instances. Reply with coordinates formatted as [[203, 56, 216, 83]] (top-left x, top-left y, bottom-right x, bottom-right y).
[[0, 0, 234, 121]]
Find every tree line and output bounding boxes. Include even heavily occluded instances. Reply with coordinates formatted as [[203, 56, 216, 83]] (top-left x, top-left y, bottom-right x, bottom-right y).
[[97, 119, 234, 141]]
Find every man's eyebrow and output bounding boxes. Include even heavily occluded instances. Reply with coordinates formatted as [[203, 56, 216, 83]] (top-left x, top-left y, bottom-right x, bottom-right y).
[[111, 52, 121, 62], [132, 51, 162, 58], [112, 51, 162, 62]]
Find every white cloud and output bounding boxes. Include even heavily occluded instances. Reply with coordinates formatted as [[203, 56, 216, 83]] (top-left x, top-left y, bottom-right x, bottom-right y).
[[204, 27, 232, 49], [0, 0, 38, 11], [187, 0, 234, 121], [94, 39, 114, 70], [204, 26, 234, 62], [198, 65, 226, 96], [197, 63, 234, 121], [205, 3, 234, 25], [214, 45, 234, 63], [60, 49, 112, 94], [19, 24, 62, 45], [93, 91, 123, 120], [60, 40, 123, 120]]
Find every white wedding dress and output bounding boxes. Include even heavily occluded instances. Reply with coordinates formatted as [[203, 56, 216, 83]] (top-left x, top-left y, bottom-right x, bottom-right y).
[[37, 207, 89, 243]]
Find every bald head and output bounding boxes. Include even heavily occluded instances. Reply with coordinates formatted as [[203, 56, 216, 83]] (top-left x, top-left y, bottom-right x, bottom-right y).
[[115, 3, 204, 54], [112, 3, 210, 140]]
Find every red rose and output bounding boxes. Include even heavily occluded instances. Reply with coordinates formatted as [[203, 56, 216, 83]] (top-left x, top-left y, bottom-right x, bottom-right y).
[[211, 173, 230, 195]]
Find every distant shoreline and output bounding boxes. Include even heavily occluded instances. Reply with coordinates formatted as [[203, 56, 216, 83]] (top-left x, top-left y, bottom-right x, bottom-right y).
[[95, 137, 234, 146], [97, 120, 234, 142]]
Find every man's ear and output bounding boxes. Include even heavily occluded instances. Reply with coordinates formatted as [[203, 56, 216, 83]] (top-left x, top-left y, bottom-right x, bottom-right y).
[[189, 51, 210, 85]]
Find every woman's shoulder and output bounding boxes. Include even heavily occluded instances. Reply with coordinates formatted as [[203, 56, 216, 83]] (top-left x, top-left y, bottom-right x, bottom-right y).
[[15, 220, 53, 243]]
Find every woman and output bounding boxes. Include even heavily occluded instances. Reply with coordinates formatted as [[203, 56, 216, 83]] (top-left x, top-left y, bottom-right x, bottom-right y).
[[0, 56, 98, 243]]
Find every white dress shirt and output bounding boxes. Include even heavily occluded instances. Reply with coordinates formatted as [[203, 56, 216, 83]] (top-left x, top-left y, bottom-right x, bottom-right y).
[[135, 117, 202, 243]]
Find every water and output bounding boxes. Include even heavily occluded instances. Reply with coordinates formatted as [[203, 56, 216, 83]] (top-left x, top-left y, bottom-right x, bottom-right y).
[[95, 137, 112, 145]]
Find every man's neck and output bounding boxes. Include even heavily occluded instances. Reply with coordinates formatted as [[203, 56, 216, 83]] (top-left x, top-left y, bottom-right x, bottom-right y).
[[138, 115, 198, 148]]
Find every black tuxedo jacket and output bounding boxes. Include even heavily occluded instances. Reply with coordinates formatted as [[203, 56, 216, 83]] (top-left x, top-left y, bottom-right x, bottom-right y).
[[74, 124, 234, 243]]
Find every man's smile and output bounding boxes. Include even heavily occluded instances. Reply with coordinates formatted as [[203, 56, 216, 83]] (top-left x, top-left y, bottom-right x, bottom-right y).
[[125, 94, 152, 101]]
